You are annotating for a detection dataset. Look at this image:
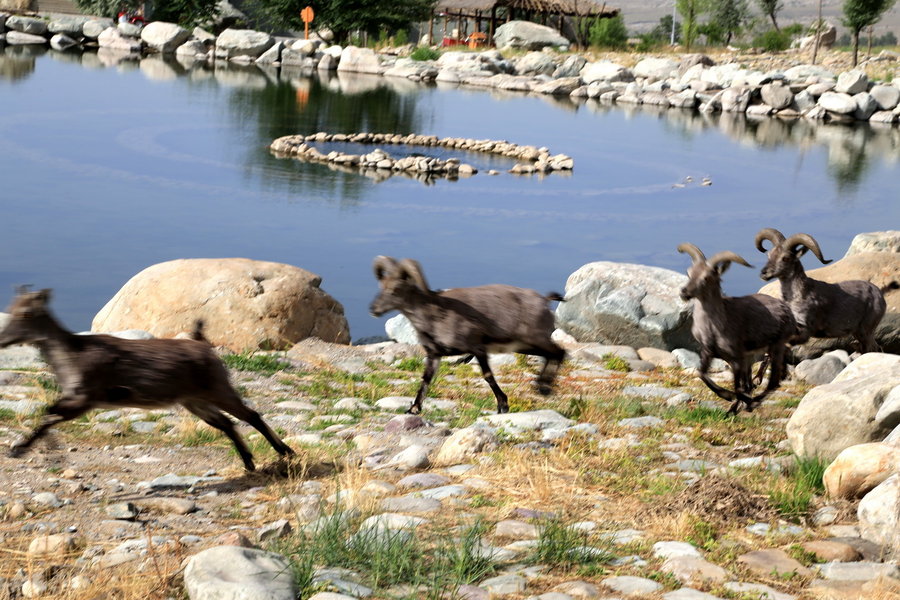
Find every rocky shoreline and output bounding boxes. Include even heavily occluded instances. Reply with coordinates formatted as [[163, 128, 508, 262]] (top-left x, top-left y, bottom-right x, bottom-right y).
[[3, 13, 900, 128]]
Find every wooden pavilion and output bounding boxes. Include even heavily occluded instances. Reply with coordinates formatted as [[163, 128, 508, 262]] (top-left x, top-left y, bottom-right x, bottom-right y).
[[431, 0, 619, 47]]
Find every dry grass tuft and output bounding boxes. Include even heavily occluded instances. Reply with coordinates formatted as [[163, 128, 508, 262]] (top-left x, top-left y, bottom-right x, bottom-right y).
[[664, 473, 775, 525]]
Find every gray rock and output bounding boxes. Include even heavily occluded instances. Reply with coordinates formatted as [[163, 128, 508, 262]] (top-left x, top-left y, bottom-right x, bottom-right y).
[[82, 20, 113, 39], [337, 45, 382, 74], [602, 575, 662, 595], [48, 16, 88, 36], [6, 31, 47, 45], [723, 582, 795, 600], [379, 495, 441, 514], [98, 27, 142, 52], [117, 22, 142, 37], [435, 426, 498, 465], [581, 61, 633, 84], [533, 77, 582, 96], [721, 87, 751, 112], [479, 574, 527, 594], [787, 354, 900, 460], [793, 353, 846, 384], [359, 513, 427, 534], [618, 416, 664, 429], [479, 410, 573, 434], [384, 444, 430, 471], [31, 492, 63, 508], [515, 51, 556, 76], [621, 385, 681, 400], [846, 230, 900, 255], [215, 28, 274, 60], [494, 20, 568, 50], [552, 54, 586, 78], [835, 69, 868, 94], [105, 502, 138, 520], [396, 473, 449, 489], [853, 92, 878, 120], [7, 15, 48, 35], [258, 519, 292, 542], [50, 32, 79, 51], [653, 541, 702, 559], [783, 64, 835, 82], [311, 568, 372, 598], [385, 314, 418, 344], [634, 57, 678, 80], [761, 82, 794, 110], [137, 472, 222, 490], [857, 473, 900, 552], [870, 84, 900, 110], [141, 22, 190, 53], [184, 546, 296, 600], [662, 589, 724, 600], [662, 556, 729, 584], [556, 262, 693, 349], [0, 399, 43, 416], [815, 560, 900, 580], [818, 91, 857, 114]]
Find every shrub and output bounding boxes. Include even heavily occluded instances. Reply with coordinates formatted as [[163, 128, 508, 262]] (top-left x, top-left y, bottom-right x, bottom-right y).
[[752, 29, 793, 51], [588, 14, 629, 49], [410, 46, 441, 61]]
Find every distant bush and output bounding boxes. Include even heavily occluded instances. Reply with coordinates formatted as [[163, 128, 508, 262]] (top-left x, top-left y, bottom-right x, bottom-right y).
[[410, 46, 441, 61], [588, 14, 629, 49], [752, 29, 792, 51], [394, 29, 409, 46]]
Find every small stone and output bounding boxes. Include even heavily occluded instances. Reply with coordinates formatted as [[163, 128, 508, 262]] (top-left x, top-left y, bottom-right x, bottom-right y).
[[799, 540, 861, 563], [28, 533, 77, 556], [479, 574, 526, 594], [723, 582, 795, 600], [105, 502, 138, 520], [602, 575, 663, 595], [31, 492, 63, 508], [653, 541, 702, 559], [737, 549, 812, 579]]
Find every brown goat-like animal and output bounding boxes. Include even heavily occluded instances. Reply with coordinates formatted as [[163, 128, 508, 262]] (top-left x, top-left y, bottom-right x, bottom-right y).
[[756, 228, 898, 353], [678, 244, 797, 415], [0, 288, 293, 471], [369, 256, 565, 414]]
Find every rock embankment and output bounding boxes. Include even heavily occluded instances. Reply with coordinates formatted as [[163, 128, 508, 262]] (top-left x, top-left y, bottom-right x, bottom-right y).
[[5, 13, 900, 128]]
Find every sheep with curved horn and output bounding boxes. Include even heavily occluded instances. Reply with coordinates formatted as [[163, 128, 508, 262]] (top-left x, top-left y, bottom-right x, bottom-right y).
[[678, 243, 797, 415], [370, 256, 566, 414], [756, 228, 899, 354]]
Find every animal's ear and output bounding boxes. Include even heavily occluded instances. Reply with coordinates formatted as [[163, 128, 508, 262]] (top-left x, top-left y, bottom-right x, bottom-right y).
[[372, 256, 396, 281], [14, 284, 31, 296], [794, 246, 809, 258], [35, 289, 52, 304], [715, 262, 731, 275]]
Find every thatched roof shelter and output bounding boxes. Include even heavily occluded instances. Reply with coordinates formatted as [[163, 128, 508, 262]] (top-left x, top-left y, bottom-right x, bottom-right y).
[[431, 0, 618, 46]]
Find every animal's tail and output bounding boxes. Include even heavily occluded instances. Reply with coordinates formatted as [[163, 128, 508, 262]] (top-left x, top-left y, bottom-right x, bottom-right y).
[[881, 281, 900, 294], [191, 319, 209, 343], [545, 292, 566, 303]]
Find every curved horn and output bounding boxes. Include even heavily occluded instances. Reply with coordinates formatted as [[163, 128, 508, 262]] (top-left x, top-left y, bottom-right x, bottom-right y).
[[708, 251, 753, 271], [754, 228, 785, 252], [372, 256, 398, 281], [397, 258, 430, 292], [784, 233, 832, 265], [677, 243, 706, 264]]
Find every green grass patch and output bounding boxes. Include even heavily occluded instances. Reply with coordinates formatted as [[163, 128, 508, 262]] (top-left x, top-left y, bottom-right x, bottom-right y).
[[792, 454, 828, 495], [180, 426, 223, 447], [222, 352, 290, 375], [0, 408, 17, 422], [602, 353, 630, 372], [530, 518, 615, 568], [410, 46, 441, 61], [666, 404, 728, 425], [393, 357, 424, 371]]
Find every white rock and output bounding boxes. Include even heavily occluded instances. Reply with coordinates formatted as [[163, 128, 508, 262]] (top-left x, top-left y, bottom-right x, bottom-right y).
[[183, 546, 296, 600]]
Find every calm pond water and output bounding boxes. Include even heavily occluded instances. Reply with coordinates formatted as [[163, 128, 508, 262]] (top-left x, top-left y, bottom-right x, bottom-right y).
[[2, 45, 900, 340]]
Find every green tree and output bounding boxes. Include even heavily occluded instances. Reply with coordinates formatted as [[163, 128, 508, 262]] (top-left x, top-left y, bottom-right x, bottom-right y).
[[709, 0, 749, 44], [245, 0, 435, 43], [651, 14, 681, 43], [843, 0, 898, 65], [756, 0, 783, 31], [588, 14, 629, 48], [676, 0, 709, 50]]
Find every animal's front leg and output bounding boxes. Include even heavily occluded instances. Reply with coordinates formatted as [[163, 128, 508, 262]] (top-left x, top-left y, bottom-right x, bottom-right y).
[[408, 356, 439, 414], [9, 394, 90, 457]]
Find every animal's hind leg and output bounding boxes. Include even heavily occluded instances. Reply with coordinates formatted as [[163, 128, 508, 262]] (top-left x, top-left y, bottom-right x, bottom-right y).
[[223, 398, 294, 458], [186, 406, 256, 471], [476, 352, 508, 414], [531, 345, 565, 396], [10, 395, 91, 457]]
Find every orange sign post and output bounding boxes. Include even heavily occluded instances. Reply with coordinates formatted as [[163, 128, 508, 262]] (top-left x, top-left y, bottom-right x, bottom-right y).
[[300, 6, 315, 40]]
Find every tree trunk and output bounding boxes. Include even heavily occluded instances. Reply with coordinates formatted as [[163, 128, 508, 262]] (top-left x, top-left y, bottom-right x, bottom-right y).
[[769, 12, 779, 32], [852, 29, 860, 67]]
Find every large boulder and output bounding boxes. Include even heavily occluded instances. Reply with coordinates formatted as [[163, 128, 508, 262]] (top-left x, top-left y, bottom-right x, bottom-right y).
[[336, 46, 382, 74], [494, 20, 569, 50], [580, 60, 633, 84], [786, 353, 900, 461], [141, 22, 191, 54], [184, 546, 296, 600], [6, 15, 48, 36], [759, 237, 900, 355], [823, 442, 900, 498], [555, 262, 694, 350], [818, 91, 857, 114], [836, 69, 868, 94], [92, 258, 350, 351], [97, 27, 142, 53], [634, 57, 678, 81], [761, 81, 794, 110], [857, 473, 900, 554], [215, 29, 274, 60], [514, 51, 556, 76]]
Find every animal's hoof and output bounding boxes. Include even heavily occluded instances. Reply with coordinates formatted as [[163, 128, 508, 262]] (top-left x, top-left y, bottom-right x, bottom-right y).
[[406, 406, 421, 415], [537, 383, 552, 396], [498, 405, 509, 414], [8, 444, 25, 458]]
